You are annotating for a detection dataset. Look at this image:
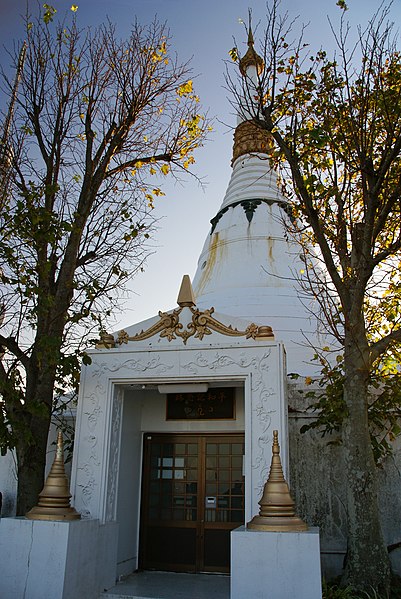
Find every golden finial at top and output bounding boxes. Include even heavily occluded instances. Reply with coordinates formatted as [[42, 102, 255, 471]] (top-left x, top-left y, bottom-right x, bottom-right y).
[[239, 18, 264, 77]]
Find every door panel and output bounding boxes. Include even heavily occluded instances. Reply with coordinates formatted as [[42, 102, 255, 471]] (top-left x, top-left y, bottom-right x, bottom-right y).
[[140, 434, 245, 573], [141, 436, 199, 571]]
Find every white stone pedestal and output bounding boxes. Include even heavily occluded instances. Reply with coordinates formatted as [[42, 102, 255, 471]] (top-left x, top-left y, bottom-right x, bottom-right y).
[[0, 517, 118, 599], [231, 526, 322, 599]]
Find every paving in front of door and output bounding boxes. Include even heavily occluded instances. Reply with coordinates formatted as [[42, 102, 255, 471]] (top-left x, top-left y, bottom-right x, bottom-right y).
[[100, 571, 230, 599]]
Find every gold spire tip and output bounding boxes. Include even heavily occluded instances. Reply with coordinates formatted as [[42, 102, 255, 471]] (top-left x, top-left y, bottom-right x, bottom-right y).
[[247, 26, 255, 47], [177, 274, 196, 307], [239, 18, 264, 77]]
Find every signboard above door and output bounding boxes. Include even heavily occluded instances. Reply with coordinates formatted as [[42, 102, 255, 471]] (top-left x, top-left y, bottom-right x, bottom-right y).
[[166, 388, 235, 420]]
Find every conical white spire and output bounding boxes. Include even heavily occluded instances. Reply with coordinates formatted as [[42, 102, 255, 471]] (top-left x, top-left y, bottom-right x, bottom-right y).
[[192, 146, 325, 375], [192, 34, 328, 375]]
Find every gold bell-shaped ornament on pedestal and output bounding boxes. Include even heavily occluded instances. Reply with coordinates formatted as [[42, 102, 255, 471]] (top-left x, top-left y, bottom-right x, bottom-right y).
[[26, 431, 81, 521], [247, 430, 307, 532]]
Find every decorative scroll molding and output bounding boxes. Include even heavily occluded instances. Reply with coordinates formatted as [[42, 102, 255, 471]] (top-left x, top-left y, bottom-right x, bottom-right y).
[[76, 378, 106, 517], [117, 306, 273, 346], [92, 356, 174, 377], [106, 387, 123, 522], [95, 330, 116, 349], [251, 355, 276, 496], [182, 350, 248, 375], [77, 434, 99, 517]]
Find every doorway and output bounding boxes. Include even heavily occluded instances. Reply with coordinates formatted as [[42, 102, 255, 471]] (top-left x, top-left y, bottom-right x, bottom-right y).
[[139, 433, 245, 573]]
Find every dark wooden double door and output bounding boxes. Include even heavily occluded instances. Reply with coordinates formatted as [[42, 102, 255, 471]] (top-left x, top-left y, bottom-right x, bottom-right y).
[[140, 433, 245, 573]]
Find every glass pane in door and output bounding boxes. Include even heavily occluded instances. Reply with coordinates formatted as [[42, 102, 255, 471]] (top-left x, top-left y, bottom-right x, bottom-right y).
[[148, 440, 198, 522], [204, 440, 244, 524]]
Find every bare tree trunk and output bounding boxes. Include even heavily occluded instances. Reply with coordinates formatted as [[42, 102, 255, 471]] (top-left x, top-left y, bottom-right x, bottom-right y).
[[16, 411, 51, 515], [341, 327, 391, 594], [15, 359, 55, 515]]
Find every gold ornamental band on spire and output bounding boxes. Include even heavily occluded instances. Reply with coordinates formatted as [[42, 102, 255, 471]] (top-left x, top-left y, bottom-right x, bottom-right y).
[[247, 430, 308, 532], [239, 26, 264, 77], [232, 120, 274, 164], [26, 431, 81, 521]]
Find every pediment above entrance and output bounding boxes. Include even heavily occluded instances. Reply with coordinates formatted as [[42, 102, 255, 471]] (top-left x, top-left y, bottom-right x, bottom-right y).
[[96, 275, 275, 351], [116, 306, 274, 345], [97, 305, 274, 350]]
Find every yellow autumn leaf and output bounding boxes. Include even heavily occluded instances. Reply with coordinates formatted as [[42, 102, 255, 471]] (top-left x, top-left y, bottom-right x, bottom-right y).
[[160, 164, 170, 175], [145, 193, 154, 208], [183, 156, 195, 169], [71, 4, 78, 12], [149, 167, 157, 175], [177, 80, 193, 97], [229, 47, 238, 62]]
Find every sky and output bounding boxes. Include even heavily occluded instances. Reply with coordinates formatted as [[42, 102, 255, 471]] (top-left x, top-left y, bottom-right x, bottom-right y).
[[1, 0, 400, 332]]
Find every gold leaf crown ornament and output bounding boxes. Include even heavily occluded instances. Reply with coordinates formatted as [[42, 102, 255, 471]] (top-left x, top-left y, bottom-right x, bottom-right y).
[[239, 27, 264, 77], [247, 430, 308, 532], [232, 120, 273, 164]]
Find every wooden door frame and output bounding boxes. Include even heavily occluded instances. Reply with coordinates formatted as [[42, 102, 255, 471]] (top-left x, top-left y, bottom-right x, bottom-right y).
[[139, 432, 245, 573]]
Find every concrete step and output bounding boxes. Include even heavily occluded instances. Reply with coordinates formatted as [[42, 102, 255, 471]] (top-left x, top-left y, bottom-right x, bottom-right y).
[[100, 571, 230, 599]]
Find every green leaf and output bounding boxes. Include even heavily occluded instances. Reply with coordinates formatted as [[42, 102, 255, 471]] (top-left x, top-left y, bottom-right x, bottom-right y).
[[82, 353, 92, 366]]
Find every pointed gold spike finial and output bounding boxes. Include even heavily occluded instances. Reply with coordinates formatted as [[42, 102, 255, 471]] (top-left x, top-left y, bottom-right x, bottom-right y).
[[247, 26, 255, 48], [239, 17, 264, 77], [177, 274, 196, 307], [26, 431, 81, 521], [247, 430, 308, 532]]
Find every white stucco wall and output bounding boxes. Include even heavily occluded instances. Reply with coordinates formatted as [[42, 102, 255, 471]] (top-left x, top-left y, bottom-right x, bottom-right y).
[[69, 323, 288, 585]]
